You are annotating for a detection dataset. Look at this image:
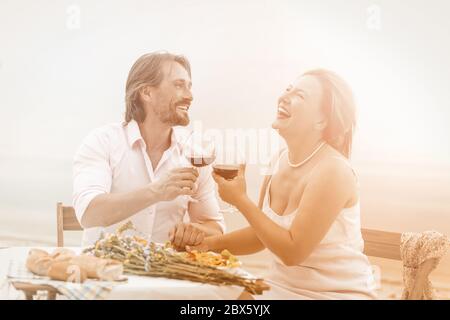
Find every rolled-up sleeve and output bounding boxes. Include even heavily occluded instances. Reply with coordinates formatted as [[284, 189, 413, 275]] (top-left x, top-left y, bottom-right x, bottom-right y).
[[72, 129, 112, 227], [189, 165, 226, 233]]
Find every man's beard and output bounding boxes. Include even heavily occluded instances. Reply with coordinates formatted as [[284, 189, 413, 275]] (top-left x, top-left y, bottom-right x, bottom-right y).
[[155, 99, 190, 126]]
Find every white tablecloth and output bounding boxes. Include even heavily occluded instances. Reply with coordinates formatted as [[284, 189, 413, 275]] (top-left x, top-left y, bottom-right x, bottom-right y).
[[0, 247, 244, 300]]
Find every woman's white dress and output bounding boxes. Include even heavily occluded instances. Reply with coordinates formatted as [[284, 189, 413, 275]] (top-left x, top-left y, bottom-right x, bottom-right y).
[[255, 157, 378, 300]]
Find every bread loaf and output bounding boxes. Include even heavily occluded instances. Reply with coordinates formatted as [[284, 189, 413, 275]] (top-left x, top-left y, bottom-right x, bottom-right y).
[[26, 249, 53, 276], [47, 261, 88, 283], [70, 255, 123, 281], [26, 248, 123, 282]]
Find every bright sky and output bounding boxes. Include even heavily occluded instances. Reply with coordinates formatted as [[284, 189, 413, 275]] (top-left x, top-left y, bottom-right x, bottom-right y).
[[1, 0, 449, 236], [1, 0, 449, 165]]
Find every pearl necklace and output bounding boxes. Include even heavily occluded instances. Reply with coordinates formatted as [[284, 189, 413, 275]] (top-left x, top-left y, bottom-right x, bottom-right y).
[[287, 142, 326, 168]]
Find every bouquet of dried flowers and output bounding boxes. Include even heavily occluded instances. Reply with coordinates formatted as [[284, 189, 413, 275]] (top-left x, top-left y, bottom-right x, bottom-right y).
[[83, 221, 269, 295]]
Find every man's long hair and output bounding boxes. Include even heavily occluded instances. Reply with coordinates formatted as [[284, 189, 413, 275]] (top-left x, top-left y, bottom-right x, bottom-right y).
[[124, 51, 191, 123]]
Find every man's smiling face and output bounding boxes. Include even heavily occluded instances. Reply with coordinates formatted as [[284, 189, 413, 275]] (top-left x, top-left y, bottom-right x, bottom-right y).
[[150, 60, 193, 126]]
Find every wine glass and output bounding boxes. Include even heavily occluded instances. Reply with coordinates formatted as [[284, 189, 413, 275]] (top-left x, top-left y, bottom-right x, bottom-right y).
[[181, 134, 216, 203], [183, 135, 216, 168], [213, 143, 245, 214]]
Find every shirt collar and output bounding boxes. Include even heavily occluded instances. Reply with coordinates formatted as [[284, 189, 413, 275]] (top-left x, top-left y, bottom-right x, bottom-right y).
[[125, 120, 189, 152], [125, 120, 143, 148]]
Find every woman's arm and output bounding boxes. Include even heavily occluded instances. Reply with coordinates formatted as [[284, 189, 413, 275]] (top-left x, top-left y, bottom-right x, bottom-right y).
[[193, 226, 265, 255], [214, 158, 356, 266], [186, 175, 271, 255]]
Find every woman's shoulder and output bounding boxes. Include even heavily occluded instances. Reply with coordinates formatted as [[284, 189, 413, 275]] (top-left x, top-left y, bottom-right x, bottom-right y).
[[309, 151, 357, 189]]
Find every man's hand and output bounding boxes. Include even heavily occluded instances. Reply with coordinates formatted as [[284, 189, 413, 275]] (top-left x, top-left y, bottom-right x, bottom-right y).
[[150, 167, 199, 202], [169, 222, 206, 251]]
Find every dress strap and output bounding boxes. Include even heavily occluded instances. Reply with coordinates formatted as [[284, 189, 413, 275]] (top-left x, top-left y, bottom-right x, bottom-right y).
[[257, 149, 286, 209]]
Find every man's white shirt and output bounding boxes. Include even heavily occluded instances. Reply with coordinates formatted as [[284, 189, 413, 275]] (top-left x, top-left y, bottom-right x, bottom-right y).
[[73, 120, 225, 246]]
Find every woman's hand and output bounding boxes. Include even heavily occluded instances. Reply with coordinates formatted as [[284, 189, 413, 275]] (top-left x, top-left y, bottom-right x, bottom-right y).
[[185, 236, 214, 252], [212, 164, 248, 207]]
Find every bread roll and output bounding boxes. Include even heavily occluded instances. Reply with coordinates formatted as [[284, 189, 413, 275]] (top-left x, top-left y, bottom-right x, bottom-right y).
[[26, 249, 53, 276], [26, 249, 122, 282], [48, 261, 88, 283], [69, 255, 123, 281], [51, 248, 76, 259]]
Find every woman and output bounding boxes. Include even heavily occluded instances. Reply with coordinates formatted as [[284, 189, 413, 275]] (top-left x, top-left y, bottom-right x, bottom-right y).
[[188, 69, 377, 299]]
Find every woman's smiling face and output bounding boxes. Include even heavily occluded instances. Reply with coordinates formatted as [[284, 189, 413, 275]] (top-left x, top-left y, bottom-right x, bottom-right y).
[[272, 75, 325, 139]]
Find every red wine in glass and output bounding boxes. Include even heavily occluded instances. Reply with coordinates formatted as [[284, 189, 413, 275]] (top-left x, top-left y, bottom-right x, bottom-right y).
[[188, 155, 216, 167], [183, 136, 216, 168], [212, 164, 239, 180]]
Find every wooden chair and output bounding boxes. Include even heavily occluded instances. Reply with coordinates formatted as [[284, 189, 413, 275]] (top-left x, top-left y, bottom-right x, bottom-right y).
[[362, 228, 401, 260], [56, 202, 82, 247]]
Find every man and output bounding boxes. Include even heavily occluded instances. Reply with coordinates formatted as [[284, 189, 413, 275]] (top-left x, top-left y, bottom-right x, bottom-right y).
[[73, 52, 225, 249]]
